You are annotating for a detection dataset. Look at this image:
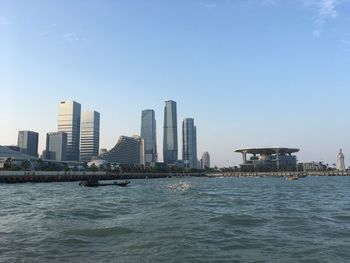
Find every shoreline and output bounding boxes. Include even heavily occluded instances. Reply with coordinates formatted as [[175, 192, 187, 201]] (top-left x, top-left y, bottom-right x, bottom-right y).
[[0, 170, 349, 184]]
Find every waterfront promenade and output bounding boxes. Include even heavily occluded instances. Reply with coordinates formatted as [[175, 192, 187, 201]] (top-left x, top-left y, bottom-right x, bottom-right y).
[[207, 171, 350, 177], [0, 170, 348, 183], [0, 171, 204, 184]]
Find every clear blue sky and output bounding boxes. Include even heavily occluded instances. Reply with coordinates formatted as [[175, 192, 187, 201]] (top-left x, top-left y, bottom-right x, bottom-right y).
[[1, 0, 350, 167]]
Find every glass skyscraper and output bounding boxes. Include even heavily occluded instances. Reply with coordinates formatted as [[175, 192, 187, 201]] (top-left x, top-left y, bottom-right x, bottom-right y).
[[80, 110, 100, 162], [182, 118, 197, 169], [141, 109, 157, 164], [163, 100, 178, 164], [45, 132, 67, 161], [58, 101, 81, 162], [201, 152, 210, 169], [17, 130, 39, 157]]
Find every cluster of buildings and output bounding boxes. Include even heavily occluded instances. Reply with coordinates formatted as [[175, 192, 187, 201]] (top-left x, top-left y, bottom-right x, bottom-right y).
[[1, 98, 347, 172], [94, 100, 210, 169], [0, 99, 211, 170]]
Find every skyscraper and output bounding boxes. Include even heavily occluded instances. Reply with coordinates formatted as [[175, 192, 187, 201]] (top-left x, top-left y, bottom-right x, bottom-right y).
[[201, 152, 210, 169], [141, 109, 157, 164], [45, 132, 67, 161], [182, 118, 197, 169], [58, 100, 81, 161], [336, 149, 346, 171], [80, 110, 100, 162], [163, 100, 178, 164], [17, 130, 39, 157]]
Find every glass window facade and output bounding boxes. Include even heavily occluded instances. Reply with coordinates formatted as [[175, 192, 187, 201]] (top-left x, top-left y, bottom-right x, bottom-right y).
[[17, 130, 39, 157], [182, 118, 197, 169], [141, 109, 157, 164], [45, 132, 67, 161], [163, 100, 178, 164], [80, 111, 100, 162], [58, 101, 81, 161]]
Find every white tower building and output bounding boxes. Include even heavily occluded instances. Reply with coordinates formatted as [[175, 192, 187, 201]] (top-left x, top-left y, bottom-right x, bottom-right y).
[[336, 149, 346, 171]]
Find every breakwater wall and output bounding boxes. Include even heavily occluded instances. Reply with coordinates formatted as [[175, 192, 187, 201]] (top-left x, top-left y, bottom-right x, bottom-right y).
[[0, 171, 204, 184], [207, 171, 350, 177]]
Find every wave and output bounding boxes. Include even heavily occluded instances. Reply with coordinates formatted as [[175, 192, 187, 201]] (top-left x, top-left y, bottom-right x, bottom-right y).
[[65, 226, 134, 237]]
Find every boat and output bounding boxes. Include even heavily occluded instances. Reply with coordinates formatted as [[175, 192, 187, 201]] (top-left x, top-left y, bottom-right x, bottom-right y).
[[286, 175, 298, 181], [114, 180, 130, 187], [79, 178, 130, 187]]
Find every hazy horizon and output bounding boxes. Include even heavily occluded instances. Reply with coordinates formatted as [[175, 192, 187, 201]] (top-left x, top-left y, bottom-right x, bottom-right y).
[[1, 0, 350, 167]]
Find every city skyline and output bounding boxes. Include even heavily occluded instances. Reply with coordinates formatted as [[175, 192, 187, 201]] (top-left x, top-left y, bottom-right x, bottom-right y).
[[1, 1, 350, 167]]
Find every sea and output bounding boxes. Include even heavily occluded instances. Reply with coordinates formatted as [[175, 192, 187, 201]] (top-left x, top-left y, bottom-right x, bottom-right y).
[[1, 176, 350, 263]]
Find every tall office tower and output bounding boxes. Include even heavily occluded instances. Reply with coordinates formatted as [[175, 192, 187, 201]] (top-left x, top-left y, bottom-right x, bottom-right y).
[[58, 100, 81, 161], [201, 152, 210, 169], [17, 130, 39, 157], [182, 118, 197, 169], [336, 149, 346, 171], [45, 132, 67, 161], [80, 110, 100, 162], [133, 134, 145, 166], [163, 100, 178, 164], [141, 109, 157, 165]]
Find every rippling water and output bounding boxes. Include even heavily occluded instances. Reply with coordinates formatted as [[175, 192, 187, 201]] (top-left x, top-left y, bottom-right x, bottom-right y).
[[1, 176, 350, 262]]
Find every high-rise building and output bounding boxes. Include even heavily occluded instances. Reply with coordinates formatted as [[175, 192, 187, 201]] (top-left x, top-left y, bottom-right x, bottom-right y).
[[80, 110, 100, 162], [336, 149, 346, 171], [45, 132, 67, 161], [58, 101, 81, 161], [201, 152, 210, 169], [182, 118, 197, 169], [133, 135, 145, 166], [17, 130, 39, 157], [141, 109, 157, 165], [163, 100, 178, 164], [99, 136, 143, 165]]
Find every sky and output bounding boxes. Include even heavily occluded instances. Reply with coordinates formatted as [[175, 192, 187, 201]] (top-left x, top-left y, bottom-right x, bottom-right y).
[[0, 0, 350, 167]]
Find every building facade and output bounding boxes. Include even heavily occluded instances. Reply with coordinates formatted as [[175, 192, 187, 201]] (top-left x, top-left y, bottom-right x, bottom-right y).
[[58, 101, 81, 161], [336, 149, 346, 171], [45, 132, 67, 161], [235, 147, 299, 172], [299, 161, 326, 171], [80, 110, 100, 162], [17, 130, 39, 157], [99, 136, 143, 165], [163, 100, 178, 165], [182, 118, 197, 169], [141, 109, 157, 165], [201, 152, 210, 169]]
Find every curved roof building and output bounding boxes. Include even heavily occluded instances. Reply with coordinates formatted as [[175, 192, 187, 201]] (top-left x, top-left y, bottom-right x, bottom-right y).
[[235, 147, 300, 172], [99, 136, 142, 165]]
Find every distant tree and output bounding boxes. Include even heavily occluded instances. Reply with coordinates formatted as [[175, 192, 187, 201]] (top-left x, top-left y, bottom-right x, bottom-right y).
[[106, 163, 112, 172], [112, 166, 120, 173], [4, 158, 12, 170], [90, 164, 99, 172], [36, 159, 44, 171], [21, 160, 31, 170], [64, 163, 70, 172]]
